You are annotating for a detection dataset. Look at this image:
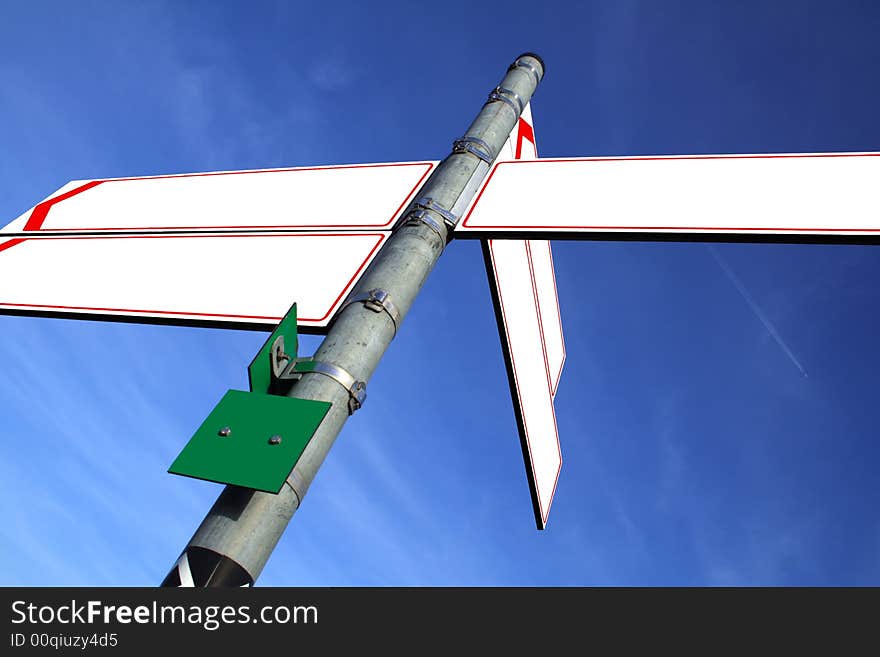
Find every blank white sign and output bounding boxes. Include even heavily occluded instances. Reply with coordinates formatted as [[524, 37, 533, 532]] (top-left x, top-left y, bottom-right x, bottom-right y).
[[459, 153, 880, 238], [1, 162, 436, 234], [0, 232, 387, 330], [484, 239, 562, 529]]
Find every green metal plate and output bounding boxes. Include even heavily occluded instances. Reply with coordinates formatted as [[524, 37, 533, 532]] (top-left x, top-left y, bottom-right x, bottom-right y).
[[168, 389, 331, 493], [248, 302, 298, 394]]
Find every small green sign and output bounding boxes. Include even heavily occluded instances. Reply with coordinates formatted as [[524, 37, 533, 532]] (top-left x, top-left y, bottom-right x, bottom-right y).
[[168, 389, 331, 493], [248, 302, 298, 394]]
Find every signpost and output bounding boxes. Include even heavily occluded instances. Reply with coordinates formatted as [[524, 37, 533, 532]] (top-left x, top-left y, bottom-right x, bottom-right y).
[[0, 52, 876, 585], [157, 52, 549, 586]]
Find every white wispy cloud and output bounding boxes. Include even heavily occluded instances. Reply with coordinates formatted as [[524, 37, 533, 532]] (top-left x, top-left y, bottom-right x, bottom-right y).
[[708, 245, 808, 377], [0, 319, 224, 584]]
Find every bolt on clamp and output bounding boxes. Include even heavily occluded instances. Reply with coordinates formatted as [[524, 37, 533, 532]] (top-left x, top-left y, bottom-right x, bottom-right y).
[[452, 136, 495, 164], [487, 86, 524, 115], [279, 358, 367, 415]]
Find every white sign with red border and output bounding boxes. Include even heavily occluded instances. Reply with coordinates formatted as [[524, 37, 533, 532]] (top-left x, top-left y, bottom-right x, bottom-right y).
[[0, 232, 387, 331], [2, 162, 436, 235], [484, 239, 562, 529], [459, 152, 880, 238]]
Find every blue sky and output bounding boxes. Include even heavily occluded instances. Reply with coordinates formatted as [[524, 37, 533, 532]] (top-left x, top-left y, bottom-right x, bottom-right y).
[[1, 1, 879, 586]]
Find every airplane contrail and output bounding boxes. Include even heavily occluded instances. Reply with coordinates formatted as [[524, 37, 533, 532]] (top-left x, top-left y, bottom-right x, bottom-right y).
[[707, 245, 808, 377]]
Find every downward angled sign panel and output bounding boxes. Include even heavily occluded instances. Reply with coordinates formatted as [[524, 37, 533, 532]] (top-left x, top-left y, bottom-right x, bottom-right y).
[[0, 232, 386, 331], [459, 153, 880, 239], [1, 161, 436, 235], [484, 239, 562, 530]]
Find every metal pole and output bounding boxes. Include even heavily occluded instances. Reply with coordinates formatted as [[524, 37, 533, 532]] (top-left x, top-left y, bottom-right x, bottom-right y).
[[161, 53, 545, 586]]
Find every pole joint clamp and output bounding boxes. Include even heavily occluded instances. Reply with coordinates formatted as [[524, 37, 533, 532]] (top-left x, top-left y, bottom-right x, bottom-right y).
[[403, 196, 458, 243], [452, 136, 495, 164], [487, 86, 524, 115], [279, 359, 366, 414], [405, 209, 446, 242], [415, 197, 457, 228]]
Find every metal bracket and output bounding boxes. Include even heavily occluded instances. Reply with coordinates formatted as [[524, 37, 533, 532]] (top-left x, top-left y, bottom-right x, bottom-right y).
[[405, 208, 447, 242], [415, 197, 457, 228], [269, 335, 291, 381], [452, 136, 494, 164], [249, 302, 299, 395], [403, 197, 462, 244], [279, 358, 366, 414], [337, 288, 401, 335], [487, 86, 524, 115]]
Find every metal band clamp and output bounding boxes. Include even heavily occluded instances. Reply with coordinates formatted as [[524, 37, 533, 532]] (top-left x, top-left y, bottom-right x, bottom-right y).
[[404, 208, 447, 242], [280, 358, 367, 414], [415, 197, 457, 227], [487, 86, 524, 115], [508, 57, 542, 86], [337, 288, 401, 334], [452, 136, 494, 164]]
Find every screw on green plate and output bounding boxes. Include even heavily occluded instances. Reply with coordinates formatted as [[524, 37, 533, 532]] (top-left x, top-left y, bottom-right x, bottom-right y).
[[169, 390, 330, 494]]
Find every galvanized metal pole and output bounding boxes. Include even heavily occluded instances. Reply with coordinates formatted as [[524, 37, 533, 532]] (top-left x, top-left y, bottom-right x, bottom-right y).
[[161, 53, 545, 586]]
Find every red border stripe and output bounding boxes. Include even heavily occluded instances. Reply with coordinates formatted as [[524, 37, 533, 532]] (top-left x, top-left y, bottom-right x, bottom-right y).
[[24, 181, 104, 231], [0, 238, 25, 253], [24, 162, 434, 233]]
